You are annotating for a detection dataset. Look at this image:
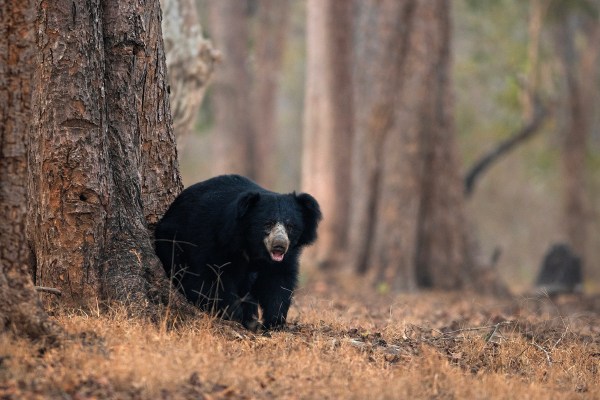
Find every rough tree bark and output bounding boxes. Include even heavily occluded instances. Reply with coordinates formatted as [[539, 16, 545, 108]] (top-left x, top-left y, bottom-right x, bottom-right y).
[[161, 0, 218, 140], [251, 0, 290, 188], [348, 0, 468, 290], [0, 0, 35, 278], [208, 0, 254, 177], [27, 0, 193, 317], [302, 0, 353, 268], [0, 0, 61, 339]]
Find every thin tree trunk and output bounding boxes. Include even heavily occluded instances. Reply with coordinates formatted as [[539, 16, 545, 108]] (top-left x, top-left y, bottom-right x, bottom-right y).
[[561, 66, 587, 263], [522, 0, 548, 120], [208, 0, 254, 177], [28, 0, 193, 317], [252, 0, 290, 188], [556, 15, 598, 267], [302, 0, 353, 269]]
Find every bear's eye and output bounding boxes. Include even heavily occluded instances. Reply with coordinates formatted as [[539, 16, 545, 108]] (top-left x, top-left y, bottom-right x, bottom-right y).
[[264, 221, 275, 232], [285, 223, 295, 233]]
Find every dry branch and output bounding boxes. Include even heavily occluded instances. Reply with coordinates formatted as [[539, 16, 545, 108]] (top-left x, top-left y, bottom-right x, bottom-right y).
[[464, 99, 548, 196]]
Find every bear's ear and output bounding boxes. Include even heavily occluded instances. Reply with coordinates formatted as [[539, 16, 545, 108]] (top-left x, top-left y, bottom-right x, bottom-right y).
[[237, 191, 261, 219], [295, 192, 322, 246]]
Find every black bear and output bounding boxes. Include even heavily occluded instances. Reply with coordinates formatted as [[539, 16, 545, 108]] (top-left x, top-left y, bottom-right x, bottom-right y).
[[154, 174, 321, 330]]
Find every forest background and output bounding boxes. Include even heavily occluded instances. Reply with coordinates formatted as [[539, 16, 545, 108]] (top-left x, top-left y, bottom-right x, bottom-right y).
[[181, 0, 600, 292]]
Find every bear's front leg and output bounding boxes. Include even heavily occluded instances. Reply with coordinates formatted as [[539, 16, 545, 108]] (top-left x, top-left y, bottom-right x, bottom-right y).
[[238, 271, 259, 331], [240, 295, 259, 331], [252, 271, 296, 330], [217, 291, 259, 331], [213, 272, 260, 330], [207, 269, 245, 322], [215, 288, 246, 322]]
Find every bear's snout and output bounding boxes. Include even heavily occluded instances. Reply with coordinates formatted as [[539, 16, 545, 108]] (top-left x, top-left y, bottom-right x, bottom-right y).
[[264, 222, 290, 262]]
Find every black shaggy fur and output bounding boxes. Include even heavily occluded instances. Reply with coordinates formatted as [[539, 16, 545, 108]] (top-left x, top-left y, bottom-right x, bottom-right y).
[[154, 175, 321, 330]]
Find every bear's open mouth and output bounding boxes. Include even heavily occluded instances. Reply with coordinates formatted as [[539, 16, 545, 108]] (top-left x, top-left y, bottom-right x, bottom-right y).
[[270, 246, 287, 262]]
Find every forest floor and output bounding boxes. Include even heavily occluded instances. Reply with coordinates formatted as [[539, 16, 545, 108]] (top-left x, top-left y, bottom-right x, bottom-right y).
[[1, 272, 599, 399]]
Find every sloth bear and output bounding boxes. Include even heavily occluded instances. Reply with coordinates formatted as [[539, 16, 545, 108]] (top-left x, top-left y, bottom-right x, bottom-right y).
[[154, 174, 321, 330]]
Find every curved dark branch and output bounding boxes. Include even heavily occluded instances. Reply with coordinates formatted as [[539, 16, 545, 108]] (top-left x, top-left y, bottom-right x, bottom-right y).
[[464, 102, 548, 197]]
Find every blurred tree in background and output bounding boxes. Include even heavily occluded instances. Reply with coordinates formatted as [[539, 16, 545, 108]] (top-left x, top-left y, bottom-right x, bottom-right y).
[[205, 0, 290, 187], [344, 0, 469, 291], [161, 0, 218, 140], [251, 0, 291, 188], [207, 1, 254, 176], [302, 0, 353, 270]]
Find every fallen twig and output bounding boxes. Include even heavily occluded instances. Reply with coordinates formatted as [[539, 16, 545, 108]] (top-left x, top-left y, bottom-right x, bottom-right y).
[[35, 286, 62, 296], [530, 341, 553, 365]]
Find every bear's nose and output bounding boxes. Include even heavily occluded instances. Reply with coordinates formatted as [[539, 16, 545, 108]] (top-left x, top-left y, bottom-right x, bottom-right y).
[[265, 223, 290, 262], [271, 238, 288, 252]]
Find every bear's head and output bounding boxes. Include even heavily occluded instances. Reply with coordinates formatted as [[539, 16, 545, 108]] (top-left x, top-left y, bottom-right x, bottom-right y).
[[223, 191, 322, 263]]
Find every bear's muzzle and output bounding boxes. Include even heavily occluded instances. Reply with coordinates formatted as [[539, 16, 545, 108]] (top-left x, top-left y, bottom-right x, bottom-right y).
[[264, 222, 289, 262]]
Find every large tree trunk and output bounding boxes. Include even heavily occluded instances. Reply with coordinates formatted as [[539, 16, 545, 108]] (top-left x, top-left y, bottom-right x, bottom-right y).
[[0, 0, 61, 340], [0, 263, 61, 340], [348, 0, 468, 290], [0, 0, 35, 278], [27, 0, 191, 317], [161, 0, 218, 140], [302, 0, 353, 269], [251, 0, 290, 188], [208, 0, 254, 178]]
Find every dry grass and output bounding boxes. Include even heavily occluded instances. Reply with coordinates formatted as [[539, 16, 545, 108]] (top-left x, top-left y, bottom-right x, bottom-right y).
[[1, 274, 599, 399]]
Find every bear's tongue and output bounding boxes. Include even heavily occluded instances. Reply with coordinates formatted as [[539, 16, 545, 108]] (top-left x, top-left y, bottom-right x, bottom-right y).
[[270, 250, 285, 262]]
